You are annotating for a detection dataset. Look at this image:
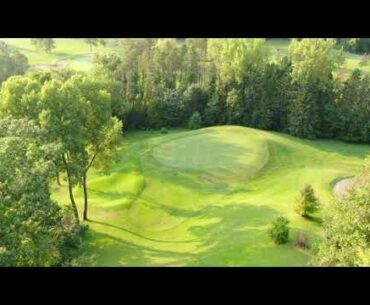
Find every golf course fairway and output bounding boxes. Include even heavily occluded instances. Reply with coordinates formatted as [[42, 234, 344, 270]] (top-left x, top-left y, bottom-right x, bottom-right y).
[[51, 126, 370, 266]]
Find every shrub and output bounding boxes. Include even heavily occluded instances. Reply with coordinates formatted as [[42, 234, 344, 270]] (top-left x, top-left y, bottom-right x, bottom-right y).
[[160, 127, 168, 134], [188, 111, 202, 129], [295, 231, 310, 249], [295, 184, 319, 218], [268, 216, 290, 244]]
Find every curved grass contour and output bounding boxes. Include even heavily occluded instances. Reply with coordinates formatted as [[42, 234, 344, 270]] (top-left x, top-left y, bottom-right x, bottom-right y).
[[51, 126, 370, 266]]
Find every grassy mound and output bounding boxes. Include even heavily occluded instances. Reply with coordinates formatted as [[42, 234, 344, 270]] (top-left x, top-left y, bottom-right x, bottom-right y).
[[52, 126, 369, 266]]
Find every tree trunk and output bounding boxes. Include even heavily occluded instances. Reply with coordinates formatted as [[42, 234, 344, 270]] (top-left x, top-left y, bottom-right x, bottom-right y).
[[82, 172, 89, 221], [56, 172, 61, 186], [62, 154, 80, 224], [67, 173, 80, 224], [82, 151, 99, 221]]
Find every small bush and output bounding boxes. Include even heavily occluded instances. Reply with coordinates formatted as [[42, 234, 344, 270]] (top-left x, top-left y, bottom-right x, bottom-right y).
[[295, 231, 310, 249], [268, 216, 290, 244], [295, 184, 319, 218], [188, 111, 202, 130], [160, 127, 168, 134]]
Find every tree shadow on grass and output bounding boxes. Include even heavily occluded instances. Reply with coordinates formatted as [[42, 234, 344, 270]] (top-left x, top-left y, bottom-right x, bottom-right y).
[[303, 215, 323, 225], [138, 199, 207, 218], [84, 230, 197, 266], [87, 189, 138, 201], [268, 131, 370, 159], [187, 204, 281, 265], [89, 219, 197, 244], [86, 203, 284, 266]]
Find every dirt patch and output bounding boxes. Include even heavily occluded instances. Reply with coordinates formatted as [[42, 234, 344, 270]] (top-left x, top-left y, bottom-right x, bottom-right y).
[[32, 60, 69, 71], [32, 64, 53, 70], [31, 53, 95, 71], [56, 59, 68, 68], [84, 53, 96, 58], [334, 177, 365, 199]]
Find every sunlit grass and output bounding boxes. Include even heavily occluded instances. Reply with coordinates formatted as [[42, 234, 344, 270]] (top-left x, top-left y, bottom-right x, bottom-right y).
[[0, 38, 120, 70], [52, 126, 369, 266]]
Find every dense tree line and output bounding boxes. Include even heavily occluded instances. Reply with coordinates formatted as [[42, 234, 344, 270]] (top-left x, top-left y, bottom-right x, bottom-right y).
[[95, 38, 369, 143], [336, 38, 370, 54]]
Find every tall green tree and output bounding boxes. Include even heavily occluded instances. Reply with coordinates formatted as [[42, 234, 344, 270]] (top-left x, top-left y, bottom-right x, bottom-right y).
[[152, 38, 186, 90], [336, 69, 370, 143], [182, 83, 209, 119], [119, 38, 156, 128], [288, 39, 344, 139], [69, 75, 122, 220], [208, 39, 269, 84], [149, 88, 185, 128], [1, 73, 123, 222], [0, 118, 84, 266], [255, 58, 292, 131], [39, 77, 88, 222], [182, 38, 208, 87], [207, 39, 269, 126], [93, 53, 124, 81], [39, 75, 123, 222], [203, 81, 227, 126]]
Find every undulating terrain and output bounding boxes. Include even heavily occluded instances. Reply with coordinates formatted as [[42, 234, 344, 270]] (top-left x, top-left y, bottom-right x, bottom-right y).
[[52, 126, 370, 266]]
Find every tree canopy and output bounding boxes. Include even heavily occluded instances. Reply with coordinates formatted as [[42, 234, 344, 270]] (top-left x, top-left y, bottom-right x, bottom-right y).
[[0, 118, 85, 266], [0, 41, 28, 84]]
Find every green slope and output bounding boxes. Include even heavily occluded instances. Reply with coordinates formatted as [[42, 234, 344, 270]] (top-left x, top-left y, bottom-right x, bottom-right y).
[[51, 126, 369, 266]]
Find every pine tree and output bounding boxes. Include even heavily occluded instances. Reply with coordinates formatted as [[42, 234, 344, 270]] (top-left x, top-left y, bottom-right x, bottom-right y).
[[295, 184, 319, 218]]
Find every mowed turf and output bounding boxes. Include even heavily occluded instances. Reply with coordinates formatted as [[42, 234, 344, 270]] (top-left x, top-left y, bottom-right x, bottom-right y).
[[0, 38, 120, 70], [51, 126, 370, 266]]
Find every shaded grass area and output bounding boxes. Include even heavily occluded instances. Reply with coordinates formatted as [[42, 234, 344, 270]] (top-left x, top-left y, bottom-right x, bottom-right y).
[[52, 126, 369, 266]]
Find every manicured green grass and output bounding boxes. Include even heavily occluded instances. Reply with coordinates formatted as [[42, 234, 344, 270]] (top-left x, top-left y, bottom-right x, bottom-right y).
[[51, 126, 369, 266], [0, 38, 120, 70]]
